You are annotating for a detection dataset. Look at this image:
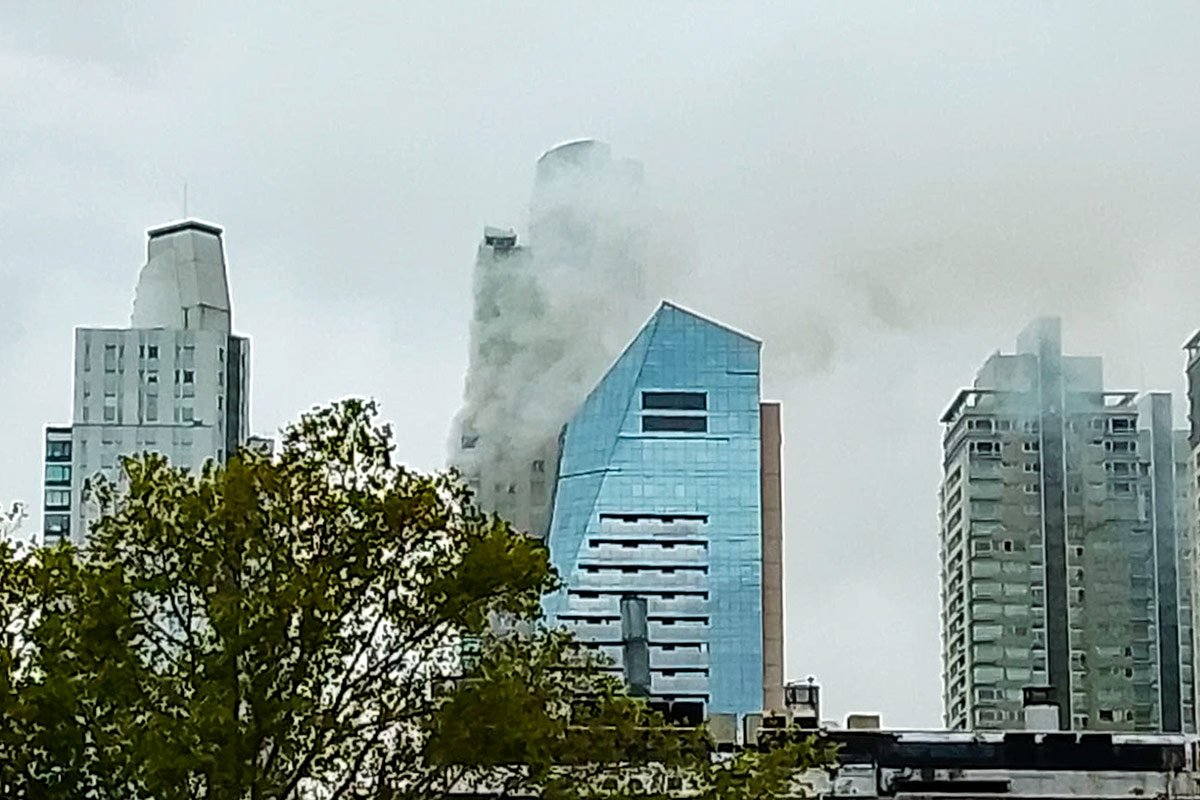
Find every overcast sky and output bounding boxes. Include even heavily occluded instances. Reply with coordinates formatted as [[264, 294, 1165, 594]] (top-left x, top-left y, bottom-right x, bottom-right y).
[[5, 2, 1200, 728]]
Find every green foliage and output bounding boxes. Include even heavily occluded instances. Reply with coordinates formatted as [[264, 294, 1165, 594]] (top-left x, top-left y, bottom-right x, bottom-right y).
[[0, 399, 835, 799]]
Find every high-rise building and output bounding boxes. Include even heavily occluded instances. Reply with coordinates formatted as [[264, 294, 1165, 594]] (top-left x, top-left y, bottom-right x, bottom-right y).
[[42, 220, 250, 545], [450, 140, 646, 538], [940, 318, 1194, 732], [543, 301, 783, 718], [1182, 330, 1200, 733]]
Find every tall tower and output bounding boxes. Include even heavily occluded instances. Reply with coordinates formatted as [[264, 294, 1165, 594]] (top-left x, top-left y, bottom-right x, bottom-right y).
[[42, 220, 251, 545], [449, 140, 646, 537], [1182, 329, 1200, 733], [939, 318, 1193, 732], [543, 302, 781, 719]]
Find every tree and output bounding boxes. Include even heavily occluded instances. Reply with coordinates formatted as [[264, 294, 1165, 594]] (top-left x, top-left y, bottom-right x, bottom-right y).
[[0, 399, 834, 799]]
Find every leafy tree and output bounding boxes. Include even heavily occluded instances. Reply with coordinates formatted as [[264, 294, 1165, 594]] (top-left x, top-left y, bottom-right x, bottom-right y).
[[0, 399, 834, 799]]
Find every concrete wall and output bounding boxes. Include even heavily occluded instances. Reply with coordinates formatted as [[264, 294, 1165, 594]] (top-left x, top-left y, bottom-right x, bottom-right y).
[[761, 401, 785, 712]]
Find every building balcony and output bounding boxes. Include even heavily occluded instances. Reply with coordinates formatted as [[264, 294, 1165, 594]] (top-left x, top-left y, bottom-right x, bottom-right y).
[[571, 570, 708, 593], [650, 671, 709, 696], [650, 647, 709, 669], [586, 542, 709, 564]]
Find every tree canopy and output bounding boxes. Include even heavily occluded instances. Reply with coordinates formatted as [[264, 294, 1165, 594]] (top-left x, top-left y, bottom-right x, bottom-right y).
[[0, 399, 834, 799]]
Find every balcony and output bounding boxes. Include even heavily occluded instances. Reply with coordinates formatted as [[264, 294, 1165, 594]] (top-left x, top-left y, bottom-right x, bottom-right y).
[[651, 671, 709, 696]]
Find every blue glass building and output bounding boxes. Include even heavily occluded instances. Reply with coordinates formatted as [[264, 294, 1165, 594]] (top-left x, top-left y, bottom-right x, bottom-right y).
[[545, 301, 777, 717]]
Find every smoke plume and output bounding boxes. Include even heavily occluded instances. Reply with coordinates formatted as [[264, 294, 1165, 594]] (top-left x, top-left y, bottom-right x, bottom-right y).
[[449, 141, 652, 535]]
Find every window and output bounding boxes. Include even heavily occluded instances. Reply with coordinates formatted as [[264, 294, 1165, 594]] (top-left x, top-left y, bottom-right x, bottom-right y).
[[104, 344, 117, 372], [183, 370, 195, 384], [44, 489, 70, 508], [532, 459, 545, 473], [970, 441, 999, 456], [1022, 441, 1040, 452], [642, 391, 706, 410], [45, 465, 71, 484], [643, 415, 706, 433], [147, 345, 159, 359], [461, 434, 478, 450], [145, 395, 158, 422], [44, 514, 69, 536], [46, 440, 70, 459]]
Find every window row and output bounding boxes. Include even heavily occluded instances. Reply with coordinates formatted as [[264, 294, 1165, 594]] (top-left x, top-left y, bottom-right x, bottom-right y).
[[642, 415, 707, 433]]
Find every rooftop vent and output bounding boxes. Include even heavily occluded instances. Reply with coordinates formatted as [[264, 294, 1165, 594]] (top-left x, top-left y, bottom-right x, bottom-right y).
[[846, 713, 881, 730], [483, 226, 517, 250]]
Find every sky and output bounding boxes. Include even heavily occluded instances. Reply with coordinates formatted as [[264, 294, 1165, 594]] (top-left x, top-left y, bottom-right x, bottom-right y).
[[5, 1, 1200, 728]]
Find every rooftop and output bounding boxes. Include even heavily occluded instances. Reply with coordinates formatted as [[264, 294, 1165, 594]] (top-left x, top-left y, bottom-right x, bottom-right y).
[[147, 219, 224, 239]]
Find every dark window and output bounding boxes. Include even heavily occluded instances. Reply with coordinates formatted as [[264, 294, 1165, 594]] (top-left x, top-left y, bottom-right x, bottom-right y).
[[643, 415, 707, 433], [642, 391, 707, 411], [44, 514, 70, 535], [46, 440, 71, 460], [147, 345, 158, 359]]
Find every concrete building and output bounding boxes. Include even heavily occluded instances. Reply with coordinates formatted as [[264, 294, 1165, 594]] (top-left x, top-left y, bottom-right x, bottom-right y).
[[940, 318, 1194, 732], [543, 301, 783, 718], [1183, 330, 1200, 734], [42, 220, 250, 545], [449, 140, 646, 539]]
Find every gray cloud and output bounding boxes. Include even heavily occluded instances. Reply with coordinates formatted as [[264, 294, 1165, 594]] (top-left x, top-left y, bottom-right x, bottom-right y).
[[5, 1, 1200, 727]]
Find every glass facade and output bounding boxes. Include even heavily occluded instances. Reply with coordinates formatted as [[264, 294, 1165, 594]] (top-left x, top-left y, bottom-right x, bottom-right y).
[[545, 302, 764, 716]]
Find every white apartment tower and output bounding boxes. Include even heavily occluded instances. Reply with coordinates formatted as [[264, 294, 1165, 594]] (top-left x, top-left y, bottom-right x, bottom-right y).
[[43, 220, 250, 545], [940, 318, 1193, 733]]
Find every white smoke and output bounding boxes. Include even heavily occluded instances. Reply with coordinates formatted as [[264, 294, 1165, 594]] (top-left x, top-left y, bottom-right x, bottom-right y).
[[449, 141, 653, 534]]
